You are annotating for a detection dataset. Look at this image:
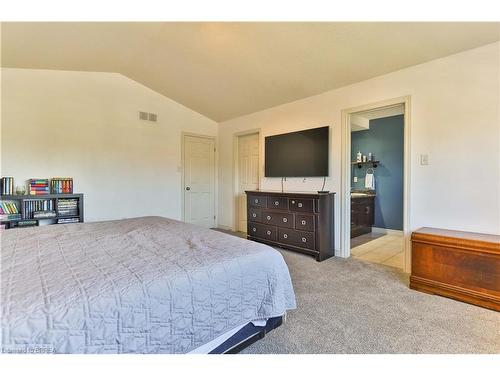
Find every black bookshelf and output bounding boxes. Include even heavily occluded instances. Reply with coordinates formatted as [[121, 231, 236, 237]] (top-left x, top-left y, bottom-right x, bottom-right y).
[[0, 193, 84, 229]]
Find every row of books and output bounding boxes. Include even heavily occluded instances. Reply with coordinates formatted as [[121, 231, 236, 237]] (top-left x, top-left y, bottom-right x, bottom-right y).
[[29, 179, 50, 195], [0, 200, 21, 221], [51, 178, 73, 194], [24, 199, 55, 219], [0, 201, 19, 214], [1, 177, 14, 195], [58, 198, 79, 217]]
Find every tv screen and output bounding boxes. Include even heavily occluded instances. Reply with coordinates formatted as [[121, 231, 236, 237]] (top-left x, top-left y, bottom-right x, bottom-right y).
[[265, 126, 329, 177]]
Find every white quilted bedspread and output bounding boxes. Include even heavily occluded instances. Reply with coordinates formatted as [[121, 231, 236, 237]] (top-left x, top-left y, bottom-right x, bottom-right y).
[[0, 217, 296, 353]]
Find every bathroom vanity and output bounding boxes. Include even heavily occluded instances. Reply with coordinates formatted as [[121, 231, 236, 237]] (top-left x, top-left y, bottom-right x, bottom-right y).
[[351, 192, 375, 238]]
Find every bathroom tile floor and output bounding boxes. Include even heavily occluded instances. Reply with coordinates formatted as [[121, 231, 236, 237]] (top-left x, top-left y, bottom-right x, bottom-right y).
[[351, 232, 404, 270]]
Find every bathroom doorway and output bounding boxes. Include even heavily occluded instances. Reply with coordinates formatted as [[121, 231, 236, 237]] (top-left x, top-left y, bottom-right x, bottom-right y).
[[341, 97, 411, 272]]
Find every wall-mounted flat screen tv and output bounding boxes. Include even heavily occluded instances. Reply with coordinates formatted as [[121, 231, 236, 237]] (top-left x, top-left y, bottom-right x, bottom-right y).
[[265, 126, 329, 177]]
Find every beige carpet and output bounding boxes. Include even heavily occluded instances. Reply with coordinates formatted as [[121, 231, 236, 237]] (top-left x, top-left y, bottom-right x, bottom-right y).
[[238, 246, 500, 353]]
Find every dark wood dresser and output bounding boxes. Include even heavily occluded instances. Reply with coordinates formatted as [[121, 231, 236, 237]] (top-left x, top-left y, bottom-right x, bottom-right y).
[[245, 190, 335, 262], [410, 227, 500, 311]]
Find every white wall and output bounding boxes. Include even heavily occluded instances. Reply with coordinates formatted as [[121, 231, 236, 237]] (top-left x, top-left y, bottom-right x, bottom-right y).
[[218, 42, 500, 249], [1, 68, 218, 222]]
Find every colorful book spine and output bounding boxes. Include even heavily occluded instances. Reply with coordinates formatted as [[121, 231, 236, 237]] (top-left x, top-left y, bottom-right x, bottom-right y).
[[0, 201, 19, 214], [50, 178, 73, 194], [29, 179, 49, 195]]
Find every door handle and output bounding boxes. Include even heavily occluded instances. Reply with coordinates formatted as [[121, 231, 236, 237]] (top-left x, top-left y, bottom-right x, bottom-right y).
[[186, 187, 191, 191]]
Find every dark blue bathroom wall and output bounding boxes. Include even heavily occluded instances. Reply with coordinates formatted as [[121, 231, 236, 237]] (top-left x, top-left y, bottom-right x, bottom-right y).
[[351, 115, 404, 230]]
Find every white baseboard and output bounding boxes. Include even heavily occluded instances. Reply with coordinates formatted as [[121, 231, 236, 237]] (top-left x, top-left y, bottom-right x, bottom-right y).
[[372, 227, 404, 236]]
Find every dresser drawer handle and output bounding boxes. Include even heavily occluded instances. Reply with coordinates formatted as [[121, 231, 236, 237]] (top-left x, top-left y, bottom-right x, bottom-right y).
[[274, 201, 279, 206], [254, 199, 259, 203], [282, 218, 288, 223], [291, 200, 295, 204], [252, 227, 256, 232], [266, 215, 271, 220], [252, 213, 257, 218], [301, 220, 306, 225], [302, 237, 307, 243], [298, 203, 303, 208], [266, 230, 271, 235], [283, 234, 288, 239]]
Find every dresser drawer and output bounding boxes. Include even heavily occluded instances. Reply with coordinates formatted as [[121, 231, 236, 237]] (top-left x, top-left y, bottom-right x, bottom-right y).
[[267, 197, 289, 210], [262, 210, 294, 229], [248, 207, 262, 222], [295, 214, 315, 232], [248, 222, 277, 241], [289, 198, 314, 212], [248, 195, 267, 208], [278, 228, 315, 250]]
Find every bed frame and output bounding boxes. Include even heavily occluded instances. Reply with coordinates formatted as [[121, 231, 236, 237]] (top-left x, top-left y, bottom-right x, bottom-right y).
[[209, 316, 283, 354]]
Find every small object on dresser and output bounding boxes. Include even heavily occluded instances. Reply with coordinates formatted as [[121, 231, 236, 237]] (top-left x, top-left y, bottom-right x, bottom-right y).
[[1, 177, 14, 195], [28, 179, 49, 195], [51, 177, 73, 194]]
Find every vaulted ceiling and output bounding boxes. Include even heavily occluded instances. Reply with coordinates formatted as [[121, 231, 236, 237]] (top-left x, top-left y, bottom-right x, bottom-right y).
[[2, 22, 499, 121]]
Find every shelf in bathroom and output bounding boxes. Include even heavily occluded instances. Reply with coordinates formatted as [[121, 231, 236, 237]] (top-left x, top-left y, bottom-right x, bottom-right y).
[[351, 160, 380, 168]]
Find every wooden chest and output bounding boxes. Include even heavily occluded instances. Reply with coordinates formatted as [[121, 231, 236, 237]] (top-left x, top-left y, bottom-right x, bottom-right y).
[[410, 227, 500, 311]]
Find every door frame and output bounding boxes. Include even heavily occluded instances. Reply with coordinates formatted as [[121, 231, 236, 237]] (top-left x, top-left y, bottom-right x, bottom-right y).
[[232, 128, 261, 232], [340, 96, 412, 272], [181, 132, 218, 227]]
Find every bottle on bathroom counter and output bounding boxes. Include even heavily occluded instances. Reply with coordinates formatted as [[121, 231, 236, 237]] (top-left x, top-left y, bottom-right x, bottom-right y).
[[356, 151, 362, 162], [368, 152, 373, 161]]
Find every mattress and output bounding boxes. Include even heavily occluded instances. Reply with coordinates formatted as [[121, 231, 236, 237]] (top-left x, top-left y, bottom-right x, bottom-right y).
[[0, 216, 296, 354]]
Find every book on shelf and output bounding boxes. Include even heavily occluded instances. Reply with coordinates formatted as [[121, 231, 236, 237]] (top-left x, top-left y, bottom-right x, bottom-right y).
[[23, 199, 54, 219], [57, 217, 79, 224], [57, 198, 78, 216], [0, 213, 22, 221], [51, 178, 73, 194], [33, 211, 57, 219], [0, 201, 20, 215], [29, 179, 49, 195], [17, 220, 38, 227], [1, 177, 14, 195]]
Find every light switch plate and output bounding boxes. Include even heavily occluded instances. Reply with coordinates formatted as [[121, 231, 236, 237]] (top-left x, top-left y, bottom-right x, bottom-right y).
[[420, 154, 429, 165], [353, 176, 358, 183]]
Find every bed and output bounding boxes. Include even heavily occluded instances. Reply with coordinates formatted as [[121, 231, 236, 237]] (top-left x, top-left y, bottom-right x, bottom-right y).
[[1, 216, 296, 354]]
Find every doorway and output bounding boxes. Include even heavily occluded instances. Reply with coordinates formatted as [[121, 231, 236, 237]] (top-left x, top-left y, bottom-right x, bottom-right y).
[[182, 134, 216, 228], [350, 106, 405, 270], [341, 97, 411, 273], [235, 131, 260, 233]]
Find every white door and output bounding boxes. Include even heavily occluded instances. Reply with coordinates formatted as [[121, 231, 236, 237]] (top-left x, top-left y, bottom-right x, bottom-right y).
[[183, 135, 216, 228], [238, 133, 260, 232]]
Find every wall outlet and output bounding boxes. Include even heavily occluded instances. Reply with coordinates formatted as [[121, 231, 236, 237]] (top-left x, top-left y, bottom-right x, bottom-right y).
[[353, 176, 358, 183], [420, 154, 429, 165]]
